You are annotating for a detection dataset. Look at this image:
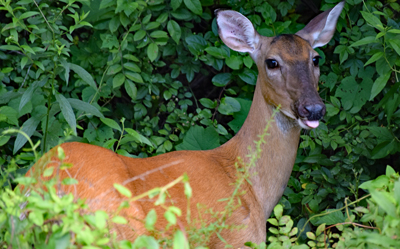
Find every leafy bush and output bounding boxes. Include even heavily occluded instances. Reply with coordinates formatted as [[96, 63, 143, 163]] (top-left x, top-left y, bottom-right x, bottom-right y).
[[0, 0, 400, 247]]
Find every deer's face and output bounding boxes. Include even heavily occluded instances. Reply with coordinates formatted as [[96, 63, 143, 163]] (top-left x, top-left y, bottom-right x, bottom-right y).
[[216, 2, 344, 129], [254, 34, 325, 129]]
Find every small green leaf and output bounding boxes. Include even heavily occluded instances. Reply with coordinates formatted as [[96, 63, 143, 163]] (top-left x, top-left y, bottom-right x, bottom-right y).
[[125, 80, 137, 100], [113, 73, 125, 88], [370, 71, 391, 100], [114, 183, 132, 198], [56, 92, 76, 134], [167, 20, 181, 44], [145, 209, 157, 230], [147, 43, 158, 62], [67, 98, 104, 118], [184, 0, 202, 15], [20, 57, 29, 69], [100, 118, 121, 132], [212, 73, 231, 87], [69, 63, 97, 89]]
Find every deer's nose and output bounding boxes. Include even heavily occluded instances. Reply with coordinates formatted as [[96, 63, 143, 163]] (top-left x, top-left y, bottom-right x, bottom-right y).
[[303, 104, 325, 121]]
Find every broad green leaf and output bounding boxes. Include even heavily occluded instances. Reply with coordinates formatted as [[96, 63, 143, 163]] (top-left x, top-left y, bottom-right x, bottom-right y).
[[218, 96, 241, 115], [100, 117, 121, 132], [55, 93, 76, 135], [150, 30, 168, 39], [20, 56, 29, 69], [176, 126, 220, 150], [371, 140, 397, 159], [184, 0, 202, 15], [199, 98, 216, 108], [124, 80, 137, 100], [239, 68, 257, 85], [125, 71, 144, 83], [360, 11, 383, 29], [124, 62, 141, 72], [147, 43, 158, 62], [335, 76, 372, 113], [212, 73, 231, 87], [167, 20, 181, 44], [370, 71, 391, 100], [228, 98, 251, 133], [171, 0, 182, 10], [370, 190, 397, 217], [67, 98, 104, 118], [113, 73, 125, 88], [19, 81, 39, 111], [13, 117, 41, 154], [69, 63, 97, 89], [225, 55, 242, 70], [388, 39, 400, 56], [134, 30, 146, 41], [19, 11, 39, 20], [107, 64, 122, 75]]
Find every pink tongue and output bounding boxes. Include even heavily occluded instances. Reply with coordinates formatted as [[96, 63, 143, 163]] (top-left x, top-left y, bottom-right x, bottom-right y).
[[305, 120, 320, 128]]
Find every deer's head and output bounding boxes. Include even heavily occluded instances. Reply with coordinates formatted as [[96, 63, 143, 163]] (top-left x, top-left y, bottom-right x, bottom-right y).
[[216, 2, 344, 129]]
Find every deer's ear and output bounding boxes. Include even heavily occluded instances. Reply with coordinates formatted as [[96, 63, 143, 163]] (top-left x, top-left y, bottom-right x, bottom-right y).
[[296, 1, 345, 48], [216, 10, 259, 53]]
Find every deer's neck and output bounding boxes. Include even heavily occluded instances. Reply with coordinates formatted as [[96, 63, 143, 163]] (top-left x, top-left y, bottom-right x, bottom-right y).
[[216, 85, 301, 218]]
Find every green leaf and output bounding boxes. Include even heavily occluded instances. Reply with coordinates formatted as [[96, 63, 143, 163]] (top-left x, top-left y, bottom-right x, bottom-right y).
[[360, 11, 383, 28], [335, 76, 372, 113], [114, 183, 132, 198], [147, 43, 158, 62], [125, 128, 154, 147], [173, 230, 188, 249], [69, 63, 97, 89], [145, 209, 157, 231], [225, 55, 242, 70], [350, 36, 378, 47], [218, 96, 241, 115], [212, 73, 231, 87], [183, 0, 202, 15], [134, 30, 146, 41], [13, 117, 41, 154], [388, 39, 400, 56], [67, 98, 104, 118], [171, 0, 182, 10], [19, 81, 39, 111], [167, 20, 181, 44], [370, 190, 397, 217], [125, 71, 144, 83], [228, 98, 251, 133], [371, 140, 397, 159], [150, 30, 168, 39], [55, 93, 76, 135], [364, 51, 383, 66], [199, 98, 216, 108], [124, 80, 137, 100], [113, 73, 125, 88], [0, 45, 21, 51], [370, 71, 391, 100], [176, 126, 220, 150], [239, 68, 257, 85], [19, 11, 39, 20], [100, 118, 121, 132], [124, 62, 141, 72], [20, 56, 29, 69]]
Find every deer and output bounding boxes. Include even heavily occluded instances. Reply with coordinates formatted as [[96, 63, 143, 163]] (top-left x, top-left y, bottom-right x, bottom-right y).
[[24, 2, 344, 248]]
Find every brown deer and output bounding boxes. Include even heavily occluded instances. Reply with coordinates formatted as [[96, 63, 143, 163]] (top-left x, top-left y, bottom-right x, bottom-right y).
[[25, 2, 344, 248]]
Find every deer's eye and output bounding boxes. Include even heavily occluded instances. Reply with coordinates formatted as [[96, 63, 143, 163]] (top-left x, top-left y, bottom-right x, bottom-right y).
[[266, 59, 279, 69], [313, 56, 321, 66]]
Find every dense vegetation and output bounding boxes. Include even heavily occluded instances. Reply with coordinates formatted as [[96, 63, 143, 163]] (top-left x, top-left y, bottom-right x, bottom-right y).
[[0, 0, 399, 248]]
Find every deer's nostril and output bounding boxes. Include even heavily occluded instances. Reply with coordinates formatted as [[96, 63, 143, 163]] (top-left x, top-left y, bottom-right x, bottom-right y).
[[304, 104, 325, 120]]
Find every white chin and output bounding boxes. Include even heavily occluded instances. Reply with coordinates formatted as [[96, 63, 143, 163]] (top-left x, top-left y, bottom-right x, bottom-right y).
[[298, 119, 320, 130]]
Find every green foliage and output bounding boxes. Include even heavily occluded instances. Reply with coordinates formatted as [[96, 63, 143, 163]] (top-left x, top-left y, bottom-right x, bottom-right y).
[[0, 0, 400, 247]]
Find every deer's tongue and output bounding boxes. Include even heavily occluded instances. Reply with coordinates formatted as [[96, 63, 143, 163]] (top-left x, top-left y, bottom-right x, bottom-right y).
[[304, 120, 319, 129]]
